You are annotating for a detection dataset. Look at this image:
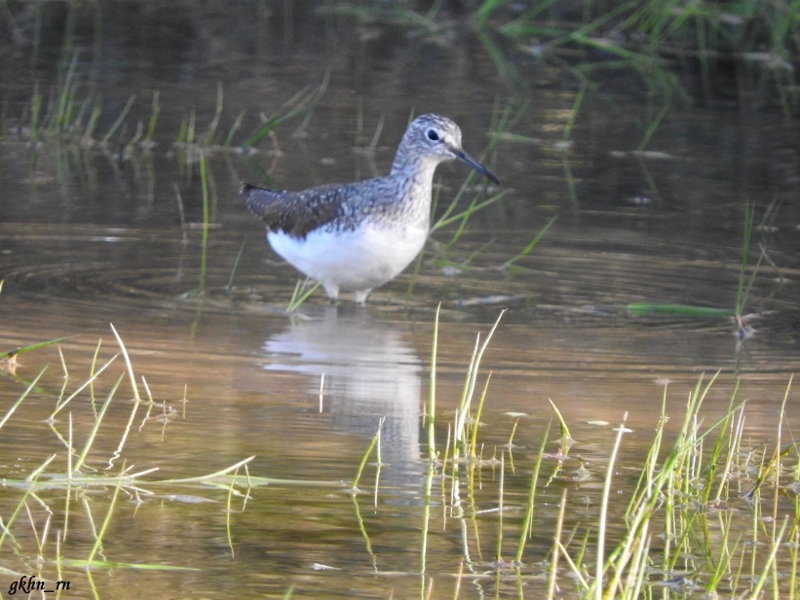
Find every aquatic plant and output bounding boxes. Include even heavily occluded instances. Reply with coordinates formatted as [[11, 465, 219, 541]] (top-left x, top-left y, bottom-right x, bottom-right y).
[[350, 312, 799, 599], [2, 298, 798, 598], [475, 0, 800, 109], [0, 324, 328, 582]]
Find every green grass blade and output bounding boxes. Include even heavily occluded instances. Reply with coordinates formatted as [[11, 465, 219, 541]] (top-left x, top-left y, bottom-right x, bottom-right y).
[[51, 355, 118, 418], [352, 418, 385, 491], [101, 94, 136, 144], [286, 277, 322, 311], [72, 374, 124, 475], [0, 366, 47, 430], [86, 473, 124, 564], [0, 336, 73, 359], [516, 421, 550, 563], [626, 303, 736, 317], [504, 216, 557, 270], [426, 304, 440, 460]]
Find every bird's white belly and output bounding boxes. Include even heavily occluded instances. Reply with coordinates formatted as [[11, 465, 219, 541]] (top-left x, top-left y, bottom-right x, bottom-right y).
[[267, 223, 428, 292]]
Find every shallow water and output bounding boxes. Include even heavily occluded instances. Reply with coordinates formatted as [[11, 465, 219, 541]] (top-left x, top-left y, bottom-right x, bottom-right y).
[[1, 2, 800, 599]]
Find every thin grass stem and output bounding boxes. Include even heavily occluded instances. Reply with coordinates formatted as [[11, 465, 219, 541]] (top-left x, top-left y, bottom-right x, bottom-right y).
[[50, 356, 118, 418], [426, 303, 441, 461], [85, 471, 124, 564], [204, 81, 224, 146], [145, 90, 160, 143], [72, 374, 124, 475], [516, 422, 550, 563], [101, 94, 136, 144], [351, 418, 385, 491], [227, 236, 247, 291], [0, 366, 47, 430], [0, 454, 57, 550], [286, 277, 322, 311], [503, 216, 557, 271], [594, 412, 628, 600]]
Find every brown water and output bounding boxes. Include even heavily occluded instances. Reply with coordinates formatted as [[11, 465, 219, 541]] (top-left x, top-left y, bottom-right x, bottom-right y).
[[1, 2, 799, 599]]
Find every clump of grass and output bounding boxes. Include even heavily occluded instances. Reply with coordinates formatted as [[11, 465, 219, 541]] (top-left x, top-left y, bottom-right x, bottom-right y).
[[625, 201, 787, 342], [6, 57, 329, 172], [352, 313, 799, 599], [0, 324, 347, 584], [475, 0, 800, 110], [315, 2, 800, 112], [286, 277, 322, 312]]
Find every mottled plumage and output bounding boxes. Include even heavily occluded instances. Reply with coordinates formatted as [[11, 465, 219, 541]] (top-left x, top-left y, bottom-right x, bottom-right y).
[[240, 113, 499, 304]]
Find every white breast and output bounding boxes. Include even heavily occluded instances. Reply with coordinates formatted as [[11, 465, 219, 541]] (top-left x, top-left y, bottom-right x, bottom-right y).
[[267, 221, 429, 293]]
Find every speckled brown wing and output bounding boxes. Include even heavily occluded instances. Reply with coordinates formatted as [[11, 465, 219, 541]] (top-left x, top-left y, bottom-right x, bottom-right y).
[[240, 182, 353, 239]]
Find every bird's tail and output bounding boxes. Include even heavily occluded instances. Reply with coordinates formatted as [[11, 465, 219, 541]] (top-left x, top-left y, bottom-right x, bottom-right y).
[[239, 183, 286, 220]]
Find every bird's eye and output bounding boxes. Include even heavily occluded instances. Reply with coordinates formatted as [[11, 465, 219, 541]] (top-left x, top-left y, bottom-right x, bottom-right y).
[[426, 129, 440, 141]]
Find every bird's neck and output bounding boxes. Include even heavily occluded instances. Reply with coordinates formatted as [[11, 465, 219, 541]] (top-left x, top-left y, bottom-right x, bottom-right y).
[[379, 160, 442, 230], [390, 153, 443, 184]]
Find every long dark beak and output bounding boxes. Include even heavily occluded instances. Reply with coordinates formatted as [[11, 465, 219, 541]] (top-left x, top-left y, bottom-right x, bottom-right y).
[[454, 149, 500, 185]]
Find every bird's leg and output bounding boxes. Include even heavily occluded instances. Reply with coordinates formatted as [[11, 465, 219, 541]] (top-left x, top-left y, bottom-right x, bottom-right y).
[[354, 289, 372, 305], [323, 282, 340, 304]]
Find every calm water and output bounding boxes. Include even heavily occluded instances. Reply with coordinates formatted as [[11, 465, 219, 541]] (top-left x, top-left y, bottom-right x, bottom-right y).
[[1, 2, 799, 599]]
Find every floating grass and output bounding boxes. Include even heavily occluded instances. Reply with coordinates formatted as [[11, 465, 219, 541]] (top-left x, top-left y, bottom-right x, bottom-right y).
[[10, 60, 206, 155], [1, 228, 798, 598], [626, 302, 736, 317], [225, 463, 247, 558], [350, 476, 378, 571], [0, 336, 73, 360], [54, 50, 79, 132]]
